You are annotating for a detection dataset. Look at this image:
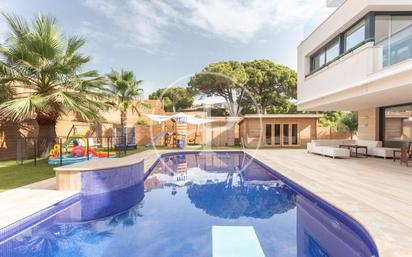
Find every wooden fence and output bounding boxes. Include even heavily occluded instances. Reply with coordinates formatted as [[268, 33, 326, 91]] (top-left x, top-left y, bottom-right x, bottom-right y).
[[316, 127, 356, 140]]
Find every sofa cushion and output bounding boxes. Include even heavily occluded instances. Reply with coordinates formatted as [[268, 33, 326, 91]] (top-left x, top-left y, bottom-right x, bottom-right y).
[[370, 147, 399, 158], [308, 144, 350, 158], [321, 146, 350, 157], [311, 140, 355, 148], [356, 140, 382, 153]]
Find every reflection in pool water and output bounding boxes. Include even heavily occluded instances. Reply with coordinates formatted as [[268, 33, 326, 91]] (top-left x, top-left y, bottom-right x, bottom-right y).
[[187, 181, 295, 219], [0, 152, 377, 257]]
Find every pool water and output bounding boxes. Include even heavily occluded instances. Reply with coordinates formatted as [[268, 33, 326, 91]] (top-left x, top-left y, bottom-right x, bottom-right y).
[[0, 152, 377, 257]]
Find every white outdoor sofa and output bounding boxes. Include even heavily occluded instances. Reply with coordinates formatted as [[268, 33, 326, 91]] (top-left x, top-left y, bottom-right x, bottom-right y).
[[307, 139, 400, 159], [307, 140, 354, 158], [354, 140, 401, 159]]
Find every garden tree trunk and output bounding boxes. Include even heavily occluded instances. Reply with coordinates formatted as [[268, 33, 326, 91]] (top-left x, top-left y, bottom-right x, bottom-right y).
[[36, 112, 58, 139], [37, 122, 57, 139], [229, 90, 235, 116], [261, 104, 267, 115], [235, 88, 245, 114], [120, 110, 127, 143], [36, 113, 58, 157], [226, 93, 236, 116]]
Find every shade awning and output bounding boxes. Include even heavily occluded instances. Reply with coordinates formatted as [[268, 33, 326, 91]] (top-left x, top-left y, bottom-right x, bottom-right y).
[[145, 113, 214, 125]]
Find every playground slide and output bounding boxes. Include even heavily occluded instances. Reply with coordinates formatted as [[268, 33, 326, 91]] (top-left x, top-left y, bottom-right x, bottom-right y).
[[145, 132, 167, 147]]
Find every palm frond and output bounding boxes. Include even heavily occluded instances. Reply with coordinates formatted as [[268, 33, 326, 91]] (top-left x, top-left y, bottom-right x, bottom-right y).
[[0, 95, 44, 121], [0, 60, 25, 79], [48, 91, 109, 121], [1, 12, 30, 43], [66, 36, 86, 57], [130, 101, 151, 116], [31, 14, 62, 59]]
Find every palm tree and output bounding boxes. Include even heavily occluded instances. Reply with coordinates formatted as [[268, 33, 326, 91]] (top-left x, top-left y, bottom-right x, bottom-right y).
[[0, 13, 109, 137], [10, 223, 113, 256], [107, 69, 148, 137], [107, 204, 144, 228]]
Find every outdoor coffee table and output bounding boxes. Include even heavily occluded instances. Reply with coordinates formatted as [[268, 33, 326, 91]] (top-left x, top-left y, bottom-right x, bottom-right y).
[[339, 144, 368, 158], [393, 149, 402, 162]]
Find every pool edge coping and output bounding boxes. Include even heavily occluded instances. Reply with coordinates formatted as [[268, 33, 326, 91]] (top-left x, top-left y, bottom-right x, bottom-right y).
[[0, 193, 81, 244]]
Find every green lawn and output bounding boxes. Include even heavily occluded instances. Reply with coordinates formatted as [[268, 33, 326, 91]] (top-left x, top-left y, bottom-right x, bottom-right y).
[[0, 145, 244, 192], [0, 146, 149, 192], [0, 158, 54, 192]]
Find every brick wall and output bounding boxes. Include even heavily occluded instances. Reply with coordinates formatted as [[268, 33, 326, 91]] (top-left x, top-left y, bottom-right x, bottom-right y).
[[135, 124, 164, 146], [0, 120, 38, 160], [0, 100, 164, 160]]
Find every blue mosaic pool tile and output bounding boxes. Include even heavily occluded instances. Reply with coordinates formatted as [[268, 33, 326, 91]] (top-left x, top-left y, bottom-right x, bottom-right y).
[[81, 160, 144, 195]]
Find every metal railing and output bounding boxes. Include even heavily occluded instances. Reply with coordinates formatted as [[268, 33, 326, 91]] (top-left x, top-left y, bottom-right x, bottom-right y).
[[9, 136, 137, 166]]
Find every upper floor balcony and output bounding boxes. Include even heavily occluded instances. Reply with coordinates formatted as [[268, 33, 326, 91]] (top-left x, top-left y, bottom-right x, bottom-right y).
[[297, 1, 412, 111], [298, 41, 412, 110]]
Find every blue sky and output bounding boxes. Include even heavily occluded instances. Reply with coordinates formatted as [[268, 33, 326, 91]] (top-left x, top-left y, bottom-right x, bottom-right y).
[[0, 0, 333, 98]]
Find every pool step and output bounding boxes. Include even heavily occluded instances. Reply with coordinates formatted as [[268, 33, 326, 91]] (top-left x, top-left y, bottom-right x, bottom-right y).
[[212, 226, 266, 257]]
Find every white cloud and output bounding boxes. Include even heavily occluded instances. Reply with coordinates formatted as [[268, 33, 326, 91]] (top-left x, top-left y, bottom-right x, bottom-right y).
[[179, 0, 325, 42], [82, 0, 326, 52]]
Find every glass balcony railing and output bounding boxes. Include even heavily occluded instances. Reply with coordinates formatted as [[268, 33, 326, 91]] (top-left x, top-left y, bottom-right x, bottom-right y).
[[375, 20, 412, 68]]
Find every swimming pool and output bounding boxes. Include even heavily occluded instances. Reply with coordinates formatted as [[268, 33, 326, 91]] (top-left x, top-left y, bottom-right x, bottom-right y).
[[0, 152, 378, 257]]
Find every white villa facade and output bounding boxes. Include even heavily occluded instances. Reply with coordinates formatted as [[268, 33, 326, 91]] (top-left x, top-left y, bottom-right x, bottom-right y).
[[298, 0, 412, 148]]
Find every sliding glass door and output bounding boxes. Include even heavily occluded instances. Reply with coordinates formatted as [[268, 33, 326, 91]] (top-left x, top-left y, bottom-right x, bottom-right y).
[[380, 104, 412, 147], [292, 124, 298, 145], [283, 124, 289, 145], [263, 122, 300, 146], [274, 124, 281, 145], [265, 124, 272, 145]]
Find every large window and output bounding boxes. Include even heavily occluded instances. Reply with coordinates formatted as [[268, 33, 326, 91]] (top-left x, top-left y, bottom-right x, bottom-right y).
[[309, 18, 367, 74], [344, 20, 366, 50], [326, 38, 340, 62], [381, 104, 412, 147], [375, 15, 412, 67], [375, 15, 390, 43], [310, 37, 340, 71], [311, 50, 325, 71]]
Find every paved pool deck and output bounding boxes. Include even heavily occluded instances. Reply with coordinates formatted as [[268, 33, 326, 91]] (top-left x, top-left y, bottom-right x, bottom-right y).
[[0, 149, 411, 257], [0, 178, 77, 230], [249, 149, 412, 257]]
